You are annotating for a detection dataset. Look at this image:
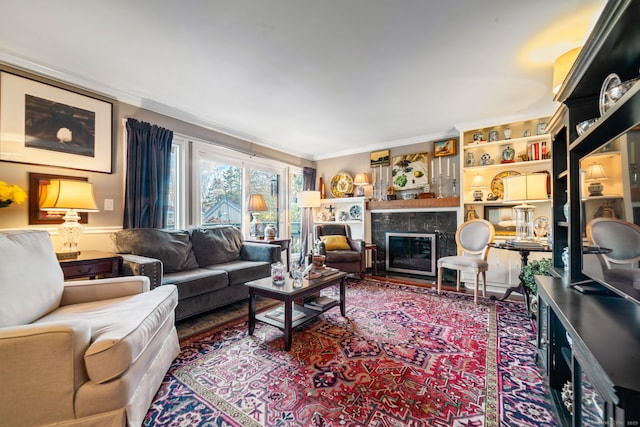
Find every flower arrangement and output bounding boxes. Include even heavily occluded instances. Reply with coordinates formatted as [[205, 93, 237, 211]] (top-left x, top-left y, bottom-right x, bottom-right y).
[[0, 181, 27, 208]]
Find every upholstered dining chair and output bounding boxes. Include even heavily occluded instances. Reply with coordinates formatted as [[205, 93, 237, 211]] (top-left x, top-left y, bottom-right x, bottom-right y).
[[586, 217, 640, 289], [315, 223, 365, 278], [437, 219, 495, 304]]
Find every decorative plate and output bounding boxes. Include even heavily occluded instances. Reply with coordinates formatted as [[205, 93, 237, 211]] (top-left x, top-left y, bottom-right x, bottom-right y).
[[599, 73, 621, 116], [490, 170, 520, 200], [330, 172, 354, 198], [534, 216, 550, 237], [349, 204, 362, 220]]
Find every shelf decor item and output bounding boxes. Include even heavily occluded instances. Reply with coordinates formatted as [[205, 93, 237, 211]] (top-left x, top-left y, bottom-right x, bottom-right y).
[[330, 172, 354, 198], [352, 172, 370, 197], [502, 173, 548, 242], [585, 162, 609, 196], [470, 174, 487, 201]]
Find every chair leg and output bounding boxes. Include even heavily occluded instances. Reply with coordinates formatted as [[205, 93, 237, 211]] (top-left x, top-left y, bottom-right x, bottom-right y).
[[482, 271, 487, 297], [474, 274, 479, 304], [456, 271, 461, 292], [437, 265, 443, 294]]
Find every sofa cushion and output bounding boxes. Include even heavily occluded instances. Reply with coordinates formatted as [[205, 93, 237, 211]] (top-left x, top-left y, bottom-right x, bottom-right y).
[[207, 260, 271, 286], [112, 229, 198, 273], [321, 235, 351, 251], [163, 268, 229, 299], [34, 285, 178, 384], [189, 226, 244, 266], [0, 230, 64, 327]]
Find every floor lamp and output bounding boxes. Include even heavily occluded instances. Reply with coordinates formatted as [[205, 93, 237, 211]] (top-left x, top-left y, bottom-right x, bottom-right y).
[[297, 190, 321, 265], [502, 173, 549, 242]]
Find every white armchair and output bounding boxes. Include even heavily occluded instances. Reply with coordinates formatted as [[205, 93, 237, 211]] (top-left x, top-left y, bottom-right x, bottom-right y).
[[0, 230, 179, 426]]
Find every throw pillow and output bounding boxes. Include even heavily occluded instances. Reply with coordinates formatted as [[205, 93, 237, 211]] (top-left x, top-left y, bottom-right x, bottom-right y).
[[111, 229, 199, 273], [189, 226, 244, 266], [321, 235, 351, 251]]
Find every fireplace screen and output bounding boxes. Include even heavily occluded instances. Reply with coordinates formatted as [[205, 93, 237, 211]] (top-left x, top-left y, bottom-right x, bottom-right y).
[[386, 232, 436, 276]]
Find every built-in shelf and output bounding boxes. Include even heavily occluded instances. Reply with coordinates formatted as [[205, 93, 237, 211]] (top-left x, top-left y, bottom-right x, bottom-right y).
[[464, 159, 551, 172]]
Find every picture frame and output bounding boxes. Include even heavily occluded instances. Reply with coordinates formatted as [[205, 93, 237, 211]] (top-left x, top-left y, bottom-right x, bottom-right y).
[[433, 138, 457, 157], [0, 71, 113, 173], [391, 152, 429, 190], [29, 172, 89, 225], [484, 205, 517, 236], [370, 149, 390, 167]]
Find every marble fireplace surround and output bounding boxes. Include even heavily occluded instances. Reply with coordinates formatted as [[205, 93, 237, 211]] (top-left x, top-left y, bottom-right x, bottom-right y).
[[370, 210, 457, 281]]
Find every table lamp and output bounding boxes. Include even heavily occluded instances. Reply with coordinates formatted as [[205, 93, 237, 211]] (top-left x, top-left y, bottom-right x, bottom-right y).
[[247, 194, 268, 239], [470, 174, 487, 201], [40, 179, 99, 257], [585, 162, 608, 196], [297, 190, 321, 264], [502, 173, 549, 241], [353, 172, 371, 197]]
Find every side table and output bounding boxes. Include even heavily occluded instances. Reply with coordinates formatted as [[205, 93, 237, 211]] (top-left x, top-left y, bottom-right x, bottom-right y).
[[246, 238, 291, 271], [59, 251, 123, 280], [364, 243, 378, 275]]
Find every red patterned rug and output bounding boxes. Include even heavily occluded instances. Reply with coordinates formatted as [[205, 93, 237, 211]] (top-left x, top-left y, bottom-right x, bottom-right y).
[[145, 279, 558, 426]]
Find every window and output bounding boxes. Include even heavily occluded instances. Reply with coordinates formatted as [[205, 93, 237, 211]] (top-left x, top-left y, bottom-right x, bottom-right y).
[[197, 151, 243, 227], [289, 170, 303, 256], [167, 137, 186, 229]]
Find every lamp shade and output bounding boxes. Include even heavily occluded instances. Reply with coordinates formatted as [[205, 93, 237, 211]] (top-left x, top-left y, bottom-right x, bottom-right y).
[[552, 47, 582, 95], [40, 180, 99, 212], [585, 162, 608, 181], [470, 174, 487, 189], [502, 174, 548, 202], [297, 190, 321, 208], [353, 173, 370, 186], [247, 194, 267, 212]]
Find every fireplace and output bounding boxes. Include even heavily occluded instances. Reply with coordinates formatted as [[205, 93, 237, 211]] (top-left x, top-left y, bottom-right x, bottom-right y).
[[386, 232, 436, 276]]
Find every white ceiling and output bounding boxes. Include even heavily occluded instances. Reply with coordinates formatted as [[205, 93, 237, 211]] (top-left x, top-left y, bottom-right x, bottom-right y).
[[0, 0, 605, 161]]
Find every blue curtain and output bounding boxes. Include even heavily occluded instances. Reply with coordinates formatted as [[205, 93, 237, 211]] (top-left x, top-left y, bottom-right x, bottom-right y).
[[123, 118, 173, 229]]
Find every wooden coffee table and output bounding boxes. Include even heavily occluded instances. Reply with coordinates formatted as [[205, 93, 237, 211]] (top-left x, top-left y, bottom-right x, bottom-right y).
[[246, 270, 347, 351]]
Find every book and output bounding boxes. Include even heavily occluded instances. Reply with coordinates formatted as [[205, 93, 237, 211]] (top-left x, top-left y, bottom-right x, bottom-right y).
[[505, 240, 545, 249], [307, 267, 340, 279], [264, 306, 306, 322], [304, 296, 336, 311]]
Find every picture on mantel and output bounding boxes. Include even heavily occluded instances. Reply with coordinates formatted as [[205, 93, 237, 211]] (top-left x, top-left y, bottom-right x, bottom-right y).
[[392, 152, 429, 190]]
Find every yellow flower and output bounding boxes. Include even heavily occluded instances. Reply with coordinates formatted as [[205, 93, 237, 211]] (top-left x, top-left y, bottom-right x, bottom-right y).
[[0, 181, 27, 207]]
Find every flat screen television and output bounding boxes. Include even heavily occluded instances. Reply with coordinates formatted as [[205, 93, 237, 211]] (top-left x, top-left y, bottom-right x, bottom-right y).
[[579, 126, 640, 304]]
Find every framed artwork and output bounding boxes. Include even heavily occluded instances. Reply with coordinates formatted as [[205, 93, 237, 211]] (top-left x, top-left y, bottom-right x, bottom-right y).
[[29, 172, 89, 225], [484, 205, 516, 236], [433, 138, 457, 157], [0, 71, 113, 173], [391, 152, 429, 190], [370, 149, 390, 167]]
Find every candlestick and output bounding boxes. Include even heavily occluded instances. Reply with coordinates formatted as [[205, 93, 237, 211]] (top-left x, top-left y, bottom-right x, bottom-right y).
[[447, 158, 450, 177], [438, 156, 442, 174]]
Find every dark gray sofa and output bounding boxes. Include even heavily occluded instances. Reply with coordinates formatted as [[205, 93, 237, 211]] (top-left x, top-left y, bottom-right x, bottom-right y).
[[111, 225, 280, 321]]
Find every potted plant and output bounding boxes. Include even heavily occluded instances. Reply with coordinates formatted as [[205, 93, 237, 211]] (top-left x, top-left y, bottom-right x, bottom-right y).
[[522, 257, 552, 314]]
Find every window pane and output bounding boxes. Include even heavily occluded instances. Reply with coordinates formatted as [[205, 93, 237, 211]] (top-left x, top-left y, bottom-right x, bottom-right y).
[[290, 171, 303, 256], [199, 159, 242, 227], [250, 169, 279, 238]]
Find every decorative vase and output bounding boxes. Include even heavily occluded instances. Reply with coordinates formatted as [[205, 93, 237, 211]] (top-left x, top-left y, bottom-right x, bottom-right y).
[[501, 146, 515, 163], [264, 223, 277, 240], [271, 262, 286, 286]]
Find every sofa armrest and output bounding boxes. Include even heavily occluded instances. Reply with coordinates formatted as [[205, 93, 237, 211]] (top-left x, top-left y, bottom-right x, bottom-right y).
[[119, 254, 163, 289], [60, 276, 150, 306], [241, 242, 281, 263], [0, 322, 91, 425]]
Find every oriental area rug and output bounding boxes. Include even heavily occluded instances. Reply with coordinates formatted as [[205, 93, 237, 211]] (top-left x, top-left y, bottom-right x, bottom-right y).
[[145, 279, 559, 426]]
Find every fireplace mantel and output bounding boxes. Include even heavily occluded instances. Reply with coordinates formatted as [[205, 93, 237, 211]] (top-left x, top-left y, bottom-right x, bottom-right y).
[[367, 197, 459, 210]]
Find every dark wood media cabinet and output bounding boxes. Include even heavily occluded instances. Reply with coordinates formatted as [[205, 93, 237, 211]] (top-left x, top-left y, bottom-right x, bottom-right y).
[[537, 276, 640, 426]]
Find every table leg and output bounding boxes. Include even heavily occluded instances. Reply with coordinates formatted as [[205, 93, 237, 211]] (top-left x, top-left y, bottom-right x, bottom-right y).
[[284, 300, 292, 351], [340, 277, 346, 316], [491, 249, 530, 303], [248, 290, 256, 335]]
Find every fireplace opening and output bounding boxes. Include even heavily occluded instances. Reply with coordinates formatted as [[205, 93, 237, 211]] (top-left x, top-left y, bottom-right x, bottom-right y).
[[385, 232, 436, 276]]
